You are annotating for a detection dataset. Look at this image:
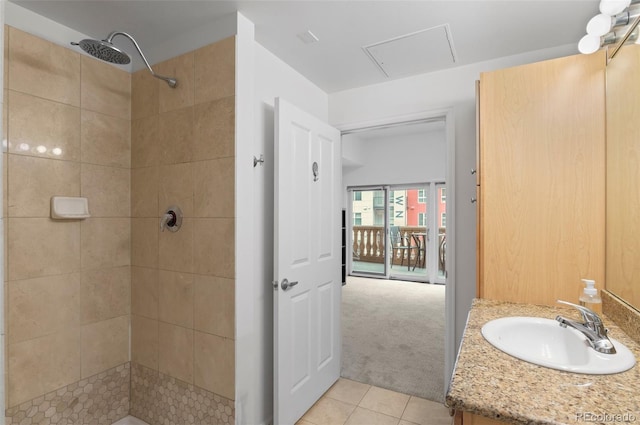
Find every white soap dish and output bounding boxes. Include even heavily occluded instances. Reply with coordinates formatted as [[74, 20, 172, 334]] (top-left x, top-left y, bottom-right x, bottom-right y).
[[50, 196, 90, 219]]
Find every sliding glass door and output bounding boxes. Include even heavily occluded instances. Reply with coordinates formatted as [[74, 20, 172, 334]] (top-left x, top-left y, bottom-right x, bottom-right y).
[[350, 188, 387, 276], [388, 185, 428, 282], [435, 183, 446, 284], [348, 183, 446, 283]]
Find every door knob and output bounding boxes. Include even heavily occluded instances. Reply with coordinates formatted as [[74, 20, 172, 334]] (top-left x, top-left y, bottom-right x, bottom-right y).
[[280, 278, 299, 291]]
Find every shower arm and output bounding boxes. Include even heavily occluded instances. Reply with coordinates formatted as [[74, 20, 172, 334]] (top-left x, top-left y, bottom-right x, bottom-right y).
[[105, 31, 178, 88]]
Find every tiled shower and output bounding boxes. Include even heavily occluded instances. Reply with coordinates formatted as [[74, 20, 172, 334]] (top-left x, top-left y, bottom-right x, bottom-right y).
[[3, 25, 236, 425]]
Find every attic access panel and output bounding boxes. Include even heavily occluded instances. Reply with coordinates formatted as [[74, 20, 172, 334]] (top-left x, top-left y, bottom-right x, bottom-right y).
[[363, 24, 457, 78]]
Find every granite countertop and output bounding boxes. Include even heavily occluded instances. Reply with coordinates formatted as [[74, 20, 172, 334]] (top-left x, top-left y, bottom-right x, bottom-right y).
[[445, 299, 640, 424]]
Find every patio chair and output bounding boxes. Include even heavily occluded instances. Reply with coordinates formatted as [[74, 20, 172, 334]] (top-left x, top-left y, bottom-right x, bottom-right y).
[[389, 226, 414, 270], [439, 235, 446, 272], [411, 232, 426, 271]]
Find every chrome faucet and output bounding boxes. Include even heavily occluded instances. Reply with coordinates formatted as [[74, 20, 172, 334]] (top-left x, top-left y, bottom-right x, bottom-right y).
[[555, 300, 617, 354]]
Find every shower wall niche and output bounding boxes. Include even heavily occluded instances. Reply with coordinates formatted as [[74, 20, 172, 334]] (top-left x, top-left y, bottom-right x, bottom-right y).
[[3, 25, 237, 425]]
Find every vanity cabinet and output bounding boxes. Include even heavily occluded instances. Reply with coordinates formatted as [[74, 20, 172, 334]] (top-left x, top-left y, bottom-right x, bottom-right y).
[[462, 412, 504, 425], [454, 411, 504, 424], [476, 51, 606, 306]]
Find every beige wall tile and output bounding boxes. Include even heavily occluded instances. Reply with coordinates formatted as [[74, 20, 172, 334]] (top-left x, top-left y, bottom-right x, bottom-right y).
[[81, 55, 131, 119], [159, 217, 193, 273], [193, 157, 234, 218], [193, 96, 235, 161], [3, 153, 7, 219], [80, 266, 130, 325], [8, 218, 80, 280], [193, 218, 234, 278], [132, 314, 158, 370], [194, 275, 234, 339], [131, 266, 158, 319], [8, 27, 80, 106], [132, 166, 159, 218], [156, 52, 194, 113], [131, 218, 158, 268], [158, 270, 193, 328], [81, 110, 131, 168], [159, 322, 193, 383], [3, 220, 6, 282], [81, 163, 130, 217], [81, 315, 129, 378], [81, 218, 130, 269], [158, 106, 193, 165], [8, 272, 80, 343], [8, 329, 80, 407], [3, 89, 7, 144], [131, 115, 159, 168], [4, 26, 8, 90], [159, 162, 193, 217], [132, 68, 158, 120], [8, 90, 80, 161], [194, 331, 234, 399], [8, 154, 80, 218], [194, 36, 235, 105]]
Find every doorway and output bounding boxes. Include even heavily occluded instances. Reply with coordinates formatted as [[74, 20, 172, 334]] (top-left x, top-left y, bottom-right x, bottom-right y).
[[340, 113, 453, 402]]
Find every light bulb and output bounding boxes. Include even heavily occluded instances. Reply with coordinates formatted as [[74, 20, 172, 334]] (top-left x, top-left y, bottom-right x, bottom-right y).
[[587, 14, 614, 36], [578, 34, 602, 54], [600, 0, 631, 16]]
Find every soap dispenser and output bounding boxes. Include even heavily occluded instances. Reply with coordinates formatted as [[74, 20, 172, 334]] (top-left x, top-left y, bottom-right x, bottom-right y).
[[579, 279, 602, 313]]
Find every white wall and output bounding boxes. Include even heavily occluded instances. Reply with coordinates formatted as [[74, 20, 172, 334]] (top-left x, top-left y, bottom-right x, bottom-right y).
[[0, 0, 5, 417], [342, 127, 446, 191], [234, 31, 328, 425], [329, 43, 579, 362]]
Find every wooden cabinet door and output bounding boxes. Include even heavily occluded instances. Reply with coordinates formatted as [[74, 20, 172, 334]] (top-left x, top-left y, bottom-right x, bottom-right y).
[[478, 51, 606, 305], [462, 412, 506, 425]]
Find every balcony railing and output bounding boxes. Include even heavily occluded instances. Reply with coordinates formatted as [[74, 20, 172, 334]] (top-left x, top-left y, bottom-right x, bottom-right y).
[[352, 225, 446, 271]]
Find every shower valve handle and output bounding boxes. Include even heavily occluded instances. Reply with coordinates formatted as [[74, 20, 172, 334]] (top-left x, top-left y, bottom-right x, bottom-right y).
[[160, 206, 183, 232], [160, 212, 176, 231]]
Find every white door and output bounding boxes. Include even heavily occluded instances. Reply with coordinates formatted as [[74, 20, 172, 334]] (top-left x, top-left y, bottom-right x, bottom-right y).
[[274, 98, 342, 425]]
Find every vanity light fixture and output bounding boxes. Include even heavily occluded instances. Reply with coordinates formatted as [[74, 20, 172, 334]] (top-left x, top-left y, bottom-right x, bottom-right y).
[[600, 0, 631, 16], [587, 10, 637, 36], [579, 0, 640, 54], [578, 29, 635, 54]]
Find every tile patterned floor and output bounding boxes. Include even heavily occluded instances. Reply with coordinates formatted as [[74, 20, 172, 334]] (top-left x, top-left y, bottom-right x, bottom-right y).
[[111, 378, 452, 425], [298, 378, 453, 425]]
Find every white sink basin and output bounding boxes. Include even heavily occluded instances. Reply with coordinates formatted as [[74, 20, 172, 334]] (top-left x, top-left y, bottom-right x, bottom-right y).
[[481, 316, 636, 374]]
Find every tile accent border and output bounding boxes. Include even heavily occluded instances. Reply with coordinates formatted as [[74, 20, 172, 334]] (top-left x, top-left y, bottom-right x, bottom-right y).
[[602, 289, 640, 344], [130, 362, 234, 425], [4, 363, 130, 425]]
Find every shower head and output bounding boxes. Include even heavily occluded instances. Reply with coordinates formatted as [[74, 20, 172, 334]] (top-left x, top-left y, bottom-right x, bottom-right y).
[[71, 31, 178, 88], [72, 39, 131, 65]]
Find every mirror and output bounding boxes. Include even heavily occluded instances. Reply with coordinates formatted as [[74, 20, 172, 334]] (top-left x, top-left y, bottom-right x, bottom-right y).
[[605, 41, 640, 311]]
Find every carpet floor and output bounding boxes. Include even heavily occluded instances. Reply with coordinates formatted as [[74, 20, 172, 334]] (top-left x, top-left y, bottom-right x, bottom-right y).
[[341, 276, 445, 403]]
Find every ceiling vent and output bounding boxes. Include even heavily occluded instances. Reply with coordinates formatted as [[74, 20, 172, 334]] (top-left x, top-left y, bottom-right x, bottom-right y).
[[363, 24, 457, 78]]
